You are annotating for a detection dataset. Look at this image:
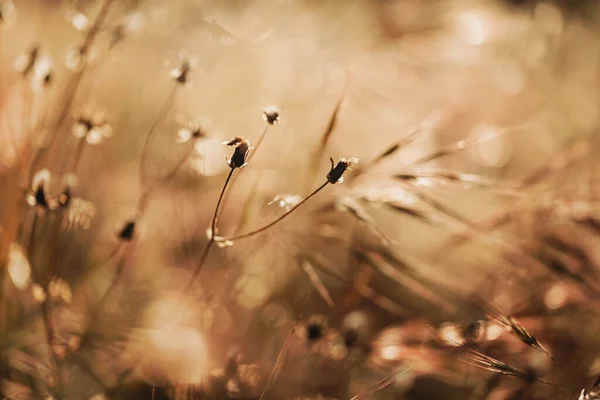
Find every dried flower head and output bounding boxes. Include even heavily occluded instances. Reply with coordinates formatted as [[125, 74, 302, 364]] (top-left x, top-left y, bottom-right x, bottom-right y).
[[118, 220, 136, 241], [171, 53, 192, 85], [303, 314, 328, 342], [177, 124, 207, 144], [327, 157, 359, 184], [31, 56, 53, 90], [26, 169, 55, 212], [72, 111, 112, 144], [224, 135, 252, 169], [262, 105, 281, 125]]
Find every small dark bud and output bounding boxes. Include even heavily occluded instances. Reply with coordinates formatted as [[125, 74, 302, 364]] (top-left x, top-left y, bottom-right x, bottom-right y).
[[43, 71, 52, 85], [118, 220, 136, 241], [305, 315, 328, 342], [26, 169, 53, 211], [224, 136, 252, 169], [171, 56, 191, 85], [262, 105, 280, 125], [327, 157, 358, 184], [34, 184, 49, 209]]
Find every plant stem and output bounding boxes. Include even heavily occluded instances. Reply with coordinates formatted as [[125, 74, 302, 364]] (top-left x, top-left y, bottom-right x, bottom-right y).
[[216, 181, 329, 243], [138, 142, 195, 213], [28, 0, 115, 182], [139, 84, 178, 188], [185, 167, 235, 291]]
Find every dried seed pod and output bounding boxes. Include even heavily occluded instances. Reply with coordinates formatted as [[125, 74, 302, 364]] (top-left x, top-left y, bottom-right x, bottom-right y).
[[118, 220, 136, 241], [262, 105, 281, 125], [327, 157, 358, 184], [224, 136, 252, 169]]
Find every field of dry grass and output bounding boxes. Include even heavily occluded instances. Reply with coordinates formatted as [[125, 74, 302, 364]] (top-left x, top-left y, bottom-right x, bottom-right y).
[[2, 0, 600, 399]]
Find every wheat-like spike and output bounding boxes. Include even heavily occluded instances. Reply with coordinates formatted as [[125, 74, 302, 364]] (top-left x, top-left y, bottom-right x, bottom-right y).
[[469, 294, 564, 369], [259, 292, 311, 400], [349, 365, 412, 400]]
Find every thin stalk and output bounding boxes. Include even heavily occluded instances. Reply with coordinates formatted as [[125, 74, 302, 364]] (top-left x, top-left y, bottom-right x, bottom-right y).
[[259, 291, 310, 400], [62, 136, 87, 176], [28, 0, 115, 182], [40, 298, 62, 394], [185, 167, 235, 291], [140, 142, 195, 207], [215, 181, 329, 243], [139, 85, 178, 188]]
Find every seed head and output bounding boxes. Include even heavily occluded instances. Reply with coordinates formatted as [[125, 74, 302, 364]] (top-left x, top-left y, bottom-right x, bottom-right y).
[[177, 124, 207, 144], [26, 169, 54, 211], [327, 157, 359, 184], [72, 111, 112, 144], [171, 53, 191, 85], [32, 56, 53, 91], [223, 135, 252, 169], [118, 220, 136, 241], [262, 105, 281, 125], [304, 314, 328, 342]]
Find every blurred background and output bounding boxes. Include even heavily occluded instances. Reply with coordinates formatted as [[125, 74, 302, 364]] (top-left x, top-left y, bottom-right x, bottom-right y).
[[1, 0, 600, 399]]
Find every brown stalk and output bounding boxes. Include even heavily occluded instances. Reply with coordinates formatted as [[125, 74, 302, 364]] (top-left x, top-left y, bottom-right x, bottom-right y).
[[259, 291, 310, 400], [215, 181, 329, 243], [185, 167, 236, 291]]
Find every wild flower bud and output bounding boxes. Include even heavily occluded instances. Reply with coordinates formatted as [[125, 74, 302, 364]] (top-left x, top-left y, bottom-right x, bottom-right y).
[[72, 112, 112, 144], [327, 157, 358, 184], [304, 314, 328, 342], [31, 56, 53, 91], [118, 220, 136, 241], [171, 55, 191, 85], [26, 169, 53, 211], [177, 125, 206, 143], [223, 136, 252, 169], [262, 105, 280, 125]]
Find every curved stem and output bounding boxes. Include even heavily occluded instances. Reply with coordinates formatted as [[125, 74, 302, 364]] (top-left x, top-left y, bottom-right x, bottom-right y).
[[185, 167, 235, 291], [215, 181, 329, 243], [139, 84, 178, 188], [138, 142, 195, 212]]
